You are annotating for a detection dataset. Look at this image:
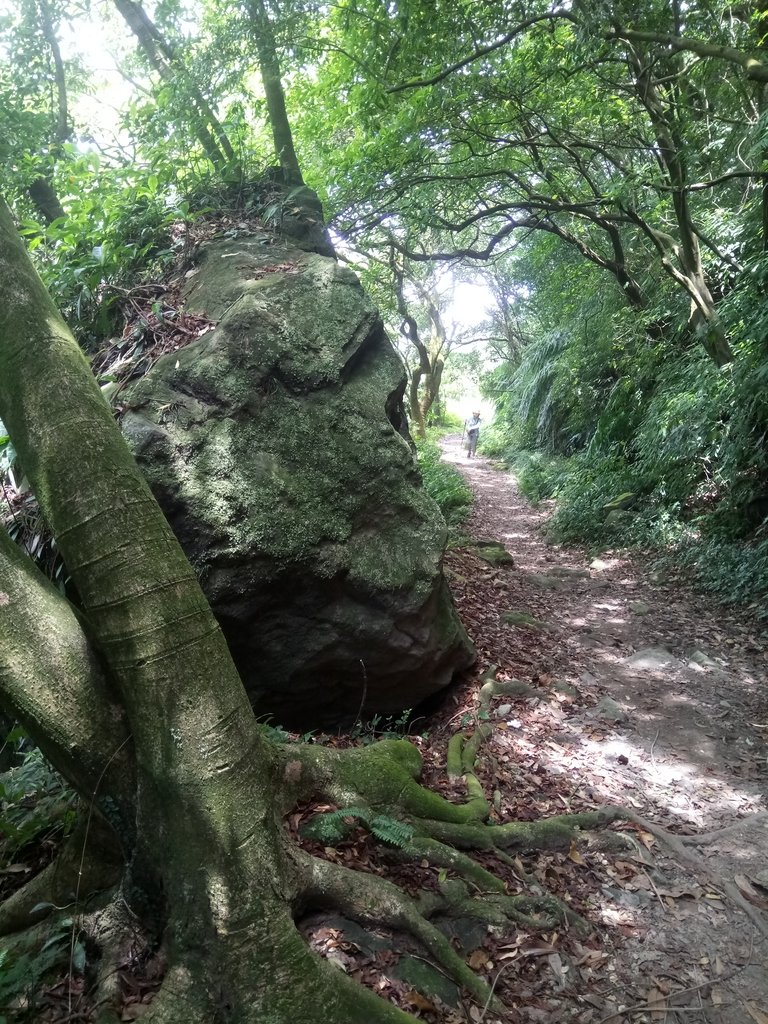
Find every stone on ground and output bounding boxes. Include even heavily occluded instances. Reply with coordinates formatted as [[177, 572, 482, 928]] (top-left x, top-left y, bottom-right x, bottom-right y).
[[122, 231, 473, 726], [625, 647, 678, 671]]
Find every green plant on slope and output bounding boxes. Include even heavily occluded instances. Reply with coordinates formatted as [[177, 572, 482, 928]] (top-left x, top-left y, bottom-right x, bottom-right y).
[[0, 746, 75, 863], [415, 438, 472, 525], [0, 918, 82, 1023]]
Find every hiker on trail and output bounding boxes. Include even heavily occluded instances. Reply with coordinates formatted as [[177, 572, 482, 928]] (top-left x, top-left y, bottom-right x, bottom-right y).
[[464, 411, 481, 458]]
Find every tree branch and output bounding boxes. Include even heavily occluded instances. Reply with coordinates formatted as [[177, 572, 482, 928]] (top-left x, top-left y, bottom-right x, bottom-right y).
[[388, 11, 575, 93], [608, 25, 768, 83]]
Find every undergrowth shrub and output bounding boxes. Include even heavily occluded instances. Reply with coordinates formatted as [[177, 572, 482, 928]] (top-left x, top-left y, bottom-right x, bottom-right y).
[[481, 238, 768, 607], [0, 918, 80, 1023], [427, 410, 463, 431], [415, 437, 473, 525], [0, 746, 75, 865], [510, 451, 570, 504], [477, 419, 515, 460], [670, 534, 768, 611], [0, 747, 80, 1020]]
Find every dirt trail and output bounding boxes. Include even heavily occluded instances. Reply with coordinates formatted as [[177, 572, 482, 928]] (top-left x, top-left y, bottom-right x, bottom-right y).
[[440, 433, 768, 1024]]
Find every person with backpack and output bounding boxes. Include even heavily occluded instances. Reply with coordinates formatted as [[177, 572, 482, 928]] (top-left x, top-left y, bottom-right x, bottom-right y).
[[464, 411, 481, 458]]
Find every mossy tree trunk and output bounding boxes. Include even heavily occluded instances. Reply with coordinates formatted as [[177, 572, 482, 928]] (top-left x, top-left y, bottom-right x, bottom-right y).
[[246, 0, 305, 185]]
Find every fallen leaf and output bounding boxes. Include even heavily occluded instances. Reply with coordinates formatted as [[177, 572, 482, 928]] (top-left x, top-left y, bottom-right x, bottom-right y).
[[0, 863, 31, 875], [647, 986, 667, 1021], [404, 990, 437, 1013], [469, 948, 491, 969], [745, 1003, 768, 1024], [655, 885, 701, 900], [568, 841, 585, 865], [636, 830, 657, 849]]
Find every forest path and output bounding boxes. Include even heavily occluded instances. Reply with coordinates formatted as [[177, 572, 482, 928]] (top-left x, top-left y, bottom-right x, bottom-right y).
[[439, 433, 768, 1024]]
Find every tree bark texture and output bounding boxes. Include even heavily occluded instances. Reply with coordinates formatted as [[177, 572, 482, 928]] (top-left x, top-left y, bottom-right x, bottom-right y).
[[247, 0, 305, 185]]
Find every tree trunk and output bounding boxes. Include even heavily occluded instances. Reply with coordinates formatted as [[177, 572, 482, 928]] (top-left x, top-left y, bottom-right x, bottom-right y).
[[0, 196, 410, 1022], [420, 357, 444, 424], [113, 0, 238, 174], [627, 44, 733, 365], [25, 0, 69, 224], [26, 176, 65, 224], [409, 364, 426, 437], [247, 0, 305, 185]]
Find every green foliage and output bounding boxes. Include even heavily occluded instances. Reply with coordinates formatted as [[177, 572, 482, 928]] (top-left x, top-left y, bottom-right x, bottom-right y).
[[427, 410, 464, 432], [0, 747, 82, 1019], [0, 746, 75, 864], [0, 918, 83, 1023], [256, 717, 324, 745], [348, 709, 425, 745], [672, 535, 768, 611], [476, 419, 514, 460], [19, 158, 196, 346], [415, 438, 472, 525], [300, 806, 414, 849], [510, 452, 570, 506]]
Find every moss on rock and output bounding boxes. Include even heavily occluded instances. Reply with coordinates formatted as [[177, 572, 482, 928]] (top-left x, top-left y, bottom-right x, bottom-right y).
[[122, 233, 474, 726]]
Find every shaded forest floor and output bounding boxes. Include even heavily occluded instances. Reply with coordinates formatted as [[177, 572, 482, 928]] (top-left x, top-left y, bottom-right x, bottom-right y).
[[7, 436, 768, 1024], [426, 433, 768, 1023]]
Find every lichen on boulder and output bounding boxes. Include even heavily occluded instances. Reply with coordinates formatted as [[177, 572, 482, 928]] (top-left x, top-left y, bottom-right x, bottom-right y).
[[121, 230, 474, 726]]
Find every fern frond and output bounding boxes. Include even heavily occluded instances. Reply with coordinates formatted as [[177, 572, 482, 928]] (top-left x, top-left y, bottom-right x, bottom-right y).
[[369, 815, 415, 849], [299, 806, 414, 849]]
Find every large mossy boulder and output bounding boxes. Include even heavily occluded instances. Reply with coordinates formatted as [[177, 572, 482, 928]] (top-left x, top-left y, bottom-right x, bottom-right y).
[[121, 230, 474, 726]]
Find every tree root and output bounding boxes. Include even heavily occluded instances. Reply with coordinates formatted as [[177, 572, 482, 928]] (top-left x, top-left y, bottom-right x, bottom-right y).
[[299, 850, 503, 1011], [8, 663, 763, 1024], [616, 809, 768, 940], [416, 808, 624, 852], [400, 836, 507, 893], [392, 839, 588, 933], [0, 815, 122, 936], [674, 810, 768, 845], [477, 664, 543, 709]]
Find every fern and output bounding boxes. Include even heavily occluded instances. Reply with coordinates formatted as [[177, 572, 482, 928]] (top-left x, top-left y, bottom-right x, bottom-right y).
[[300, 806, 414, 849]]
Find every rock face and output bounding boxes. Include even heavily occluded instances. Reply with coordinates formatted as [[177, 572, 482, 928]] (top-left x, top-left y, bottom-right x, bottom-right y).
[[122, 231, 474, 726]]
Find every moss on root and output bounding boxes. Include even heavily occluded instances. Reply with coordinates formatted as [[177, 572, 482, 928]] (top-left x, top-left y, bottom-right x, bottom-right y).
[[3, 717, 632, 1023]]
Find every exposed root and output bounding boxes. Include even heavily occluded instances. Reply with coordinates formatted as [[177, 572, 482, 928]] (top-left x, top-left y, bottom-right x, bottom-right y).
[[416, 808, 624, 852], [444, 877, 586, 932], [300, 850, 503, 1011], [127, 961, 208, 1024], [400, 836, 506, 894], [675, 810, 768, 845], [446, 664, 539, 814], [478, 664, 543, 709], [619, 809, 768, 940], [285, 738, 495, 825], [0, 816, 122, 936], [82, 889, 150, 1023]]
